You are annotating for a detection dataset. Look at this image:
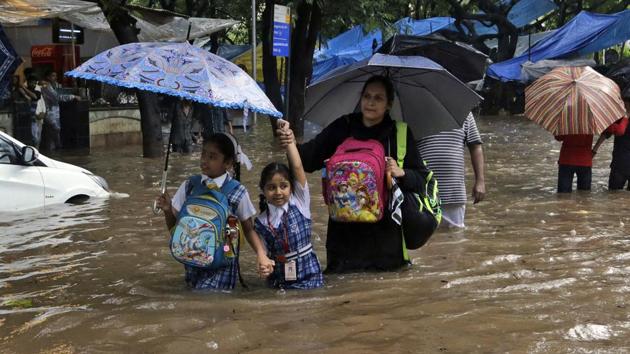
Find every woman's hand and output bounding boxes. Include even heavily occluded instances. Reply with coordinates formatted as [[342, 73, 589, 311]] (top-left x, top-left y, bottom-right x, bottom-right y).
[[276, 121, 295, 148], [155, 192, 172, 212], [257, 254, 275, 278], [386, 157, 405, 178]]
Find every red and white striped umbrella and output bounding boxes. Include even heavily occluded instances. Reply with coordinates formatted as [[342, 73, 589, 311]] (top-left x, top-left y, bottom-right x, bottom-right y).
[[525, 66, 626, 135]]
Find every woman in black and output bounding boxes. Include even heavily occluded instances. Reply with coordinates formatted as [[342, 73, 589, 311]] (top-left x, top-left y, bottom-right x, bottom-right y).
[[279, 75, 429, 273]]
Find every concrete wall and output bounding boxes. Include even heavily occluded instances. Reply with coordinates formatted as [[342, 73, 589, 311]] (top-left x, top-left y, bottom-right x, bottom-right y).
[[0, 107, 141, 148], [89, 107, 141, 147]]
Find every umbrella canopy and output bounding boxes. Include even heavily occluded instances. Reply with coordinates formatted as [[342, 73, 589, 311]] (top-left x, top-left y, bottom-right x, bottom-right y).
[[0, 25, 22, 99], [377, 34, 490, 83], [66, 42, 281, 117], [605, 58, 630, 91], [303, 53, 482, 139], [524, 66, 626, 135]]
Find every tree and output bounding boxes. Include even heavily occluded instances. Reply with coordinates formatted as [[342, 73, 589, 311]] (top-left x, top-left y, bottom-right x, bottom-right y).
[[445, 0, 519, 62], [261, 0, 415, 138], [98, 0, 163, 158]]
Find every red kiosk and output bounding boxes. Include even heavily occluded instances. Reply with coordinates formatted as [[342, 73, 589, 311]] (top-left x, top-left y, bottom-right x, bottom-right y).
[[30, 44, 79, 85]]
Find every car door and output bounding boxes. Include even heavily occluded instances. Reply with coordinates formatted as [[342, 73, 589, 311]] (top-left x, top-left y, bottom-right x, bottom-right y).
[[0, 136, 45, 211]]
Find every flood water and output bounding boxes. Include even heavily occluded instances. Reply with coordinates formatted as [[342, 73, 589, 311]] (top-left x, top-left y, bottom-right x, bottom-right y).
[[2, 115, 630, 353]]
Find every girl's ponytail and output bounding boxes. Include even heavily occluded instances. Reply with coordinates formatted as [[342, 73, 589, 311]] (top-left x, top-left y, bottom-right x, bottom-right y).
[[259, 193, 268, 213]]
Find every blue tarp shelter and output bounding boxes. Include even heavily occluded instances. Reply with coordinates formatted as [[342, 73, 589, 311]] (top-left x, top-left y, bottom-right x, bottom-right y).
[[394, 17, 455, 36], [314, 25, 381, 61], [470, 0, 557, 35], [312, 25, 382, 82], [487, 10, 630, 82], [312, 0, 559, 83]]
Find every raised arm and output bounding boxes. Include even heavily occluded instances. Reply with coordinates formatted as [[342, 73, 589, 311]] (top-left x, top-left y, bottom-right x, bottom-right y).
[[277, 120, 306, 186]]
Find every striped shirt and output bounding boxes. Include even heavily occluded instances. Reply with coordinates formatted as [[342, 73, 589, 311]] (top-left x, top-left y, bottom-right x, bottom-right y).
[[416, 113, 482, 205]]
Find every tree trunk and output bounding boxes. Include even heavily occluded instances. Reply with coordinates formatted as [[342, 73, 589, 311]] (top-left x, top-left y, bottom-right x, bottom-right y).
[[261, 0, 285, 134], [99, 0, 162, 158], [288, 0, 321, 139]]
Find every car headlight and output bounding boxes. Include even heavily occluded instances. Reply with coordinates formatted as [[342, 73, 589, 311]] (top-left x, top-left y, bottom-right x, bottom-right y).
[[85, 172, 109, 192]]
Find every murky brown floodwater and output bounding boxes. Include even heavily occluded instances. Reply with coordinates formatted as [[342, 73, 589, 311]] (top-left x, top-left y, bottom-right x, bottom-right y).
[[2, 115, 630, 353]]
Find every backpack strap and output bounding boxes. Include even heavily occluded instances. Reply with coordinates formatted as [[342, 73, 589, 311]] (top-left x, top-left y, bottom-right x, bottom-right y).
[[219, 176, 250, 289], [221, 176, 240, 197], [393, 121, 410, 262], [185, 175, 203, 196], [395, 121, 408, 168]]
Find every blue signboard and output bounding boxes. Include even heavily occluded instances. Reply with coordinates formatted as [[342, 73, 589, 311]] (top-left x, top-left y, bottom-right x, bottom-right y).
[[273, 5, 290, 57]]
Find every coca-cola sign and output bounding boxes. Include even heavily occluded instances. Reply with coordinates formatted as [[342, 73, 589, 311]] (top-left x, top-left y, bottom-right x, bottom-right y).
[[31, 46, 55, 58]]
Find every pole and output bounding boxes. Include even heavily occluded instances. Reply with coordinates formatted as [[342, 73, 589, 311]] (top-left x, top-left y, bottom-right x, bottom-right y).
[[71, 23, 77, 69], [252, 0, 257, 125], [284, 5, 291, 120], [71, 23, 77, 87]]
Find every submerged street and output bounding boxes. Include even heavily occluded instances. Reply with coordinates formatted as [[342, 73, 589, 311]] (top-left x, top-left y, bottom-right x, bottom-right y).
[[2, 115, 630, 352]]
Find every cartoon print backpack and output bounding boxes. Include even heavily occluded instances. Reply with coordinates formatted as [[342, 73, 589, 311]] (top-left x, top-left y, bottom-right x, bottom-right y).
[[322, 138, 387, 222], [170, 175, 240, 269]]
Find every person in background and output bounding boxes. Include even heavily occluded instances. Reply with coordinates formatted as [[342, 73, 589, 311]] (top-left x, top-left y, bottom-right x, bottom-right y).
[[33, 78, 47, 148], [194, 104, 232, 141], [554, 134, 594, 193], [237, 64, 251, 132], [169, 98, 195, 153], [15, 75, 41, 146], [25, 75, 44, 147], [40, 70, 79, 151], [592, 94, 630, 190], [416, 112, 485, 228]]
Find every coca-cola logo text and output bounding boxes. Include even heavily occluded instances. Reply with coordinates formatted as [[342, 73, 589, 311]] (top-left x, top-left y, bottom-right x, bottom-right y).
[[31, 47, 55, 58]]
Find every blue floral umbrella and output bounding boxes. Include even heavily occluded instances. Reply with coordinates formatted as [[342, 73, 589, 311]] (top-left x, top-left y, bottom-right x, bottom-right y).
[[66, 41, 282, 117], [67, 41, 282, 214], [0, 25, 22, 100]]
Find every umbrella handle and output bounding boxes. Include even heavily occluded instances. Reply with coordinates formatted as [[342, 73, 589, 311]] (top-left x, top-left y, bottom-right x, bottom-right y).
[[152, 169, 168, 215]]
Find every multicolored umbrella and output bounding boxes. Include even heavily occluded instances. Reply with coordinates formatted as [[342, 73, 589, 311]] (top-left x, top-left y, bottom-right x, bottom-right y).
[[0, 25, 22, 100], [66, 41, 282, 117], [525, 66, 625, 135]]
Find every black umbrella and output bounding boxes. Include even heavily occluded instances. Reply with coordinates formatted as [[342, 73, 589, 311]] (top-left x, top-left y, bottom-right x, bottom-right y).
[[378, 34, 491, 83], [606, 58, 630, 93]]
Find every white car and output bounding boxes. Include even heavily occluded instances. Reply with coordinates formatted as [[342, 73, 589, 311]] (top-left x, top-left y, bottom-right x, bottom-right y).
[[0, 131, 110, 212]]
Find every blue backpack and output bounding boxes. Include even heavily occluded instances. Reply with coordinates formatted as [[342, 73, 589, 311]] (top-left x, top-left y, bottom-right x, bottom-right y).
[[170, 175, 240, 269]]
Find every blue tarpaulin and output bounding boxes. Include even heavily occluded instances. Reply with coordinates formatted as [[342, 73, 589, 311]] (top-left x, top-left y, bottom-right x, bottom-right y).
[[312, 25, 382, 82], [314, 25, 381, 61], [470, 0, 557, 35], [394, 17, 455, 36], [311, 0, 558, 83], [487, 10, 630, 82]]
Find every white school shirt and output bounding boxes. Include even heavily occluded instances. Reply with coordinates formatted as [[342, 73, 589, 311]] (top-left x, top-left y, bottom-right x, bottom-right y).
[[171, 172, 257, 221], [257, 181, 311, 227]]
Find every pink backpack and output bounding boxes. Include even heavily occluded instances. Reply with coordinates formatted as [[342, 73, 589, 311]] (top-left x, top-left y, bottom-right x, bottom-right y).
[[323, 138, 387, 223]]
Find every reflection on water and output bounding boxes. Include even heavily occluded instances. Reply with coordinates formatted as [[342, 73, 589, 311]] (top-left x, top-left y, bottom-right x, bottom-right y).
[[1, 115, 630, 352]]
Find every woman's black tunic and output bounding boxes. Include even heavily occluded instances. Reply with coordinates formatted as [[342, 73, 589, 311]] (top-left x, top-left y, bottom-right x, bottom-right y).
[[298, 113, 429, 272]]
